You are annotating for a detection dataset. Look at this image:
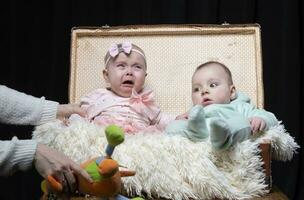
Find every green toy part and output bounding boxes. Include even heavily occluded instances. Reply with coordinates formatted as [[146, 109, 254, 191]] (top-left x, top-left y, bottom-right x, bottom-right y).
[[84, 161, 103, 181], [105, 124, 125, 146]]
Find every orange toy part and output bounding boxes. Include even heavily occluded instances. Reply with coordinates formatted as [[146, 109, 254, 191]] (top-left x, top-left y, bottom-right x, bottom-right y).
[[77, 157, 122, 197], [47, 175, 63, 192]]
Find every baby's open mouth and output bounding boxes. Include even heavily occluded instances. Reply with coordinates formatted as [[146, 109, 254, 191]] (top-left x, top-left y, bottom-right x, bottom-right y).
[[122, 80, 134, 85]]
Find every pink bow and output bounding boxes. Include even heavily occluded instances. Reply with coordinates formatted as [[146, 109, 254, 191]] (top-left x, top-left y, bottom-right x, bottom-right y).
[[108, 42, 132, 57], [129, 89, 159, 120]]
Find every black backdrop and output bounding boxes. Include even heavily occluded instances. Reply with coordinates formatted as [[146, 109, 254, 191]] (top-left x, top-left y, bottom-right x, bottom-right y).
[[1, 0, 303, 199]]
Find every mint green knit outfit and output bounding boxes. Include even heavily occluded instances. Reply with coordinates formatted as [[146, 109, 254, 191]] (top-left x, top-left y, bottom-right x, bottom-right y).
[[165, 92, 278, 150]]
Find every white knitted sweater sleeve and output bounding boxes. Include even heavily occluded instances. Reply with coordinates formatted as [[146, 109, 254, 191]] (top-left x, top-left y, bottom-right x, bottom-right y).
[[0, 138, 37, 176], [0, 85, 58, 125], [0, 85, 58, 176]]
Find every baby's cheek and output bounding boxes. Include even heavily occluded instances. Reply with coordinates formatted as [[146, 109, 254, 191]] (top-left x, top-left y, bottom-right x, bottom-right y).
[[135, 79, 145, 89], [192, 96, 201, 105]]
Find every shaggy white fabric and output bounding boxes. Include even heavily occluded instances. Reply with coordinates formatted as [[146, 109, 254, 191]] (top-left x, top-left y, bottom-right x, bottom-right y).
[[32, 120, 298, 200]]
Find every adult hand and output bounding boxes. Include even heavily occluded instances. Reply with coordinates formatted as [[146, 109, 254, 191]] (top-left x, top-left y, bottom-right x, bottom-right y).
[[56, 103, 86, 120], [34, 144, 92, 195]]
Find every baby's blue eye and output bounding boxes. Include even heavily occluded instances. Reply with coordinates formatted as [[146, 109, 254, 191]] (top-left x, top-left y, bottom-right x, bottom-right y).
[[116, 64, 125, 68], [134, 65, 143, 70], [193, 87, 200, 92], [210, 83, 218, 88], [131, 65, 145, 72]]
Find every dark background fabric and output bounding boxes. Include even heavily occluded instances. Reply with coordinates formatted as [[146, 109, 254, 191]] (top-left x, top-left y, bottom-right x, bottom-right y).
[[0, 0, 303, 199]]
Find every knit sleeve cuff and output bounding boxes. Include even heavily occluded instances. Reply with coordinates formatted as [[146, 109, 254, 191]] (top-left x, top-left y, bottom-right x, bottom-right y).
[[38, 98, 59, 125], [11, 137, 38, 172]]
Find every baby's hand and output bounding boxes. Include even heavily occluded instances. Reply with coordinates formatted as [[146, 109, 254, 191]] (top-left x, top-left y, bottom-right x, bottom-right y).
[[175, 112, 189, 120], [249, 117, 266, 134]]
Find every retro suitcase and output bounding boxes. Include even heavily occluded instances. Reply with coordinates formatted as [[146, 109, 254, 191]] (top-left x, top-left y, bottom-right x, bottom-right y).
[[67, 24, 281, 199]]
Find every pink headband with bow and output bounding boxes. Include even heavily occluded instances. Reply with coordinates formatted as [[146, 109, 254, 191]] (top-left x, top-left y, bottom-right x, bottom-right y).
[[105, 42, 146, 66]]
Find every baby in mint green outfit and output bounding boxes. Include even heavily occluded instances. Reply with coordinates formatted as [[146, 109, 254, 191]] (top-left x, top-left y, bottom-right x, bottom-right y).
[[166, 61, 278, 150]]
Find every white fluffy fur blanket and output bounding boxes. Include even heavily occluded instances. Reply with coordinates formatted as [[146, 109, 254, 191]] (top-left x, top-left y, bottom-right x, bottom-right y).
[[32, 120, 298, 200]]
